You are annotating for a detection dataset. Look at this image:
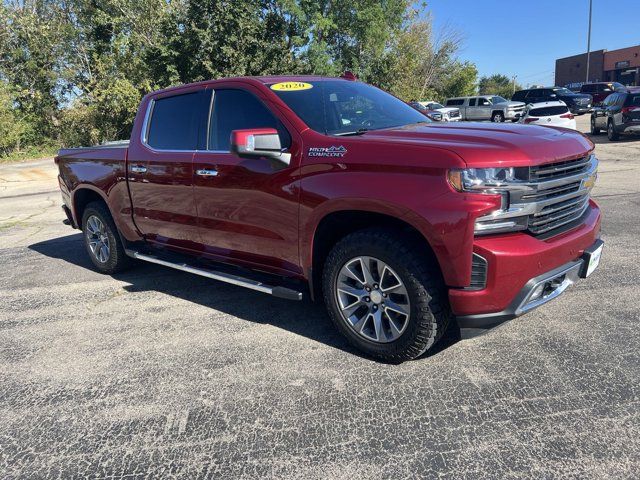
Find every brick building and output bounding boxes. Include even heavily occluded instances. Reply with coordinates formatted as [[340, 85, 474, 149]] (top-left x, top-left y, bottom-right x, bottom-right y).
[[555, 45, 640, 88]]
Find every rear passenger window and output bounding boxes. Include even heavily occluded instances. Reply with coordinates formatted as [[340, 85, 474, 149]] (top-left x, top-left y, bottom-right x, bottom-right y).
[[468, 98, 477, 106], [209, 89, 290, 151], [146, 91, 208, 150], [446, 99, 464, 106]]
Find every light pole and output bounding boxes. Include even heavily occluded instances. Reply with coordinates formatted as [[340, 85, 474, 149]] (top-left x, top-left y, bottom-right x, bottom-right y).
[[585, 0, 593, 83]]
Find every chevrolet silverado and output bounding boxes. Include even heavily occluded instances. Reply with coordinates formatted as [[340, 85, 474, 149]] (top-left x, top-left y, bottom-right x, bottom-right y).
[[55, 75, 603, 361]]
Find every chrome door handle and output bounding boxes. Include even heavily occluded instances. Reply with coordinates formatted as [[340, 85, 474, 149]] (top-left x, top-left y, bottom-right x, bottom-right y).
[[130, 165, 147, 174], [195, 169, 218, 177]]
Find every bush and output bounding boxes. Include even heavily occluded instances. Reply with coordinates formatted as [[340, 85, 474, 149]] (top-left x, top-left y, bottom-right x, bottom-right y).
[[0, 82, 27, 156]]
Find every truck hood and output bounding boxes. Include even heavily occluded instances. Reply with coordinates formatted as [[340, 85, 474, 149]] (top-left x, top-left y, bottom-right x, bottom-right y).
[[360, 122, 593, 167], [498, 101, 525, 108]]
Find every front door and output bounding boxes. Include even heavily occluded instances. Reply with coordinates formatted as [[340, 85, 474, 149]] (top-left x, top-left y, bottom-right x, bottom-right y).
[[127, 87, 210, 250], [192, 86, 302, 275]]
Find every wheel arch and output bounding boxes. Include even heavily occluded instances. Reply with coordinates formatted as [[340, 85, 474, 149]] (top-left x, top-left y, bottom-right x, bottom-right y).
[[307, 209, 442, 301], [72, 186, 110, 227]]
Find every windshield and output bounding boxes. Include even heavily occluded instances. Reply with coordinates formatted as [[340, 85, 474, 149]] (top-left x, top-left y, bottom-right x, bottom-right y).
[[553, 88, 573, 95], [429, 103, 444, 109], [490, 96, 507, 104], [270, 80, 430, 135]]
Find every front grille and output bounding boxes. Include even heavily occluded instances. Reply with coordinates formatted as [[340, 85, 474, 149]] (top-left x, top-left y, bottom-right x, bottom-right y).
[[450, 110, 460, 118], [529, 156, 591, 181], [528, 194, 590, 235], [524, 156, 595, 237], [467, 253, 488, 290]]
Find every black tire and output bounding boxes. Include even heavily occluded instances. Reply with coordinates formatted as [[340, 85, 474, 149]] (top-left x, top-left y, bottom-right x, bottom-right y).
[[607, 120, 619, 141], [322, 228, 452, 362], [491, 111, 505, 123], [81, 201, 132, 274], [590, 117, 600, 135]]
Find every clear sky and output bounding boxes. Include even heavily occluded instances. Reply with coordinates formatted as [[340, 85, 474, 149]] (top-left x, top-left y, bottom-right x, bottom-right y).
[[425, 0, 639, 87]]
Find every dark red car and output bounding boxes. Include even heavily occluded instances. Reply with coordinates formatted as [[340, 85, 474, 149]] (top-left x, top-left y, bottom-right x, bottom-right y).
[[55, 75, 603, 361], [580, 82, 627, 105]]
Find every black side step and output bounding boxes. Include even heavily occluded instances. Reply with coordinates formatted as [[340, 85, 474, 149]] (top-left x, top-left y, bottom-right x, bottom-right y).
[[125, 249, 303, 301]]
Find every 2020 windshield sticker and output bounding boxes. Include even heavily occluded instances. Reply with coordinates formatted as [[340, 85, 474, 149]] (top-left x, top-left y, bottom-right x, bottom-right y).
[[270, 82, 313, 91], [308, 146, 347, 158]]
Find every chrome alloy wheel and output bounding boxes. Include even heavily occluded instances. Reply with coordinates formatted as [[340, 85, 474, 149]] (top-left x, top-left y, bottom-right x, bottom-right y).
[[335, 256, 411, 343], [85, 215, 110, 263]]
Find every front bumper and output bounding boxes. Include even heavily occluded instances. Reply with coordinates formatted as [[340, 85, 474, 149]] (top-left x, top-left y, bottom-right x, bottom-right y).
[[505, 110, 523, 120], [570, 105, 592, 114], [450, 201, 601, 327]]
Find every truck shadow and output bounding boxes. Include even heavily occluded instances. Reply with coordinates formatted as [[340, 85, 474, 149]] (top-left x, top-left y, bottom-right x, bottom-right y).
[[29, 234, 463, 363]]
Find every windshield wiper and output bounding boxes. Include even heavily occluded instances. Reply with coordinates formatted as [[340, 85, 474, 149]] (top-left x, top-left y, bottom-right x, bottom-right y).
[[334, 128, 369, 136]]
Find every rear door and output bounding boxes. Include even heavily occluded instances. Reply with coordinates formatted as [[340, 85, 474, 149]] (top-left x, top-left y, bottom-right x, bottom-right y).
[[127, 87, 210, 249], [625, 92, 640, 124], [476, 97, 492, 120], [192, 84, 302, 275]]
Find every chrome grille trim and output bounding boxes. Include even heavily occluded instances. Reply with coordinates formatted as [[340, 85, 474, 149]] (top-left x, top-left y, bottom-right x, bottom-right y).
[[475, 154, 597, 238]]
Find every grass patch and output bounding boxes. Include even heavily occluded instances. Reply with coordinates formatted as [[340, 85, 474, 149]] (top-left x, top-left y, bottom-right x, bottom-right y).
[[0, 145, 58, 164]]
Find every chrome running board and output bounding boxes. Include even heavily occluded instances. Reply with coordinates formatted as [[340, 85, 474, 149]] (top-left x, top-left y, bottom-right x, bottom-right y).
[[125, 250, 303, 301]]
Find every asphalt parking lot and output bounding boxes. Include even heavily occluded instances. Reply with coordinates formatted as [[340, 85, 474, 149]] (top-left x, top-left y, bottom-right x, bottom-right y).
[[1, 116, 639, 479]]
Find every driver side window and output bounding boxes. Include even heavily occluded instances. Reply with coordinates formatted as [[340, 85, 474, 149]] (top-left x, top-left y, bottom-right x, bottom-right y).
[[208, 89, 291, 151]]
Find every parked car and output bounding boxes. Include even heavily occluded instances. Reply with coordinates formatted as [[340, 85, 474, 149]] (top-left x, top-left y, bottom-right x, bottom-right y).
[[512, 87, 592, 115], [407, 101, 443, 121], [518, 101, 577, 129], [580, 82, 627, 105], [419, 101, 461, 121], [444, 95, 525, 122], [55, 75, 603, 362], [590, 87, 640, 140]]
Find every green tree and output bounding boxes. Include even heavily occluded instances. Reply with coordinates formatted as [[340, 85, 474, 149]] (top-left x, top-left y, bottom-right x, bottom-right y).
[[478, 74, 522, 99], [0, 81, 27, 155]]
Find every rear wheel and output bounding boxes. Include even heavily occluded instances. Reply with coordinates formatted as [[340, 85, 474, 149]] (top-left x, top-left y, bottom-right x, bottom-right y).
[[491, 111, 505, 123], [590, 116, 600, 135], [82, 201, 132, 274], [322, 228, 452, 362], [607, 120, 619, 141]]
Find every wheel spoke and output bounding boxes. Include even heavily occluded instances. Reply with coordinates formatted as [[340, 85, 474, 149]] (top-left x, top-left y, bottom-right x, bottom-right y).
[[385, 310, 404, 338], [371, 309, 386, 342], [359, 257, 376, 286], [384, 298, 409, 317], [380, 266, 402, 292], [342, 260, 366, 285]]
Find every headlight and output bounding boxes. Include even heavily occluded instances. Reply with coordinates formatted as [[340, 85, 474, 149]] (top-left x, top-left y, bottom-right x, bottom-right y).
[[447, 167, 518, 192], [448, 167, 529, 235]]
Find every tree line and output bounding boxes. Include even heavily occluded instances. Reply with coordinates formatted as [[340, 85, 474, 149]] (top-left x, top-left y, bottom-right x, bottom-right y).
[[1, 0, 483, 157]]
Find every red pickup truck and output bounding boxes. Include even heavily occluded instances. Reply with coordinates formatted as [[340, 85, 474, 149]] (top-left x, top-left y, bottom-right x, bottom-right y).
[[55, 75, 603, 361]]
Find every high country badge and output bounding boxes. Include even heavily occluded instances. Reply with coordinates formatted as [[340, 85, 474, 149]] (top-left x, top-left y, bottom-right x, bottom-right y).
[[308, 146, 347, 158]]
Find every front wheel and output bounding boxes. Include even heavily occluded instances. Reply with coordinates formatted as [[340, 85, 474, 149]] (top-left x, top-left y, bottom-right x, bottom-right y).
[[82, 201, 132, 274], [590, 117, 600, 135], [322, 229, 452, 362], [491, 111, 505, 123], [607, 120, 619, 141]]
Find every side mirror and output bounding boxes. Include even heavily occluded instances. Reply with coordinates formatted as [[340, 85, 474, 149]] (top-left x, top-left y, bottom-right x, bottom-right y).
[[230, 128, 291, 165]]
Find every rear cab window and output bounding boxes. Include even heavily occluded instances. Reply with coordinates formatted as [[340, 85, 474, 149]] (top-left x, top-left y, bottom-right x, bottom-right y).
[[446, 99, 465, 106]]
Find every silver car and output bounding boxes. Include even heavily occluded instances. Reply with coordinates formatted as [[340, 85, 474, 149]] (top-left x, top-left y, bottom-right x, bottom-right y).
[[444, 95, 525, 122]]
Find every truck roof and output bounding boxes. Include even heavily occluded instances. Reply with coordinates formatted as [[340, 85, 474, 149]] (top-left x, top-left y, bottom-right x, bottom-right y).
[[150, 75, 350, 97]]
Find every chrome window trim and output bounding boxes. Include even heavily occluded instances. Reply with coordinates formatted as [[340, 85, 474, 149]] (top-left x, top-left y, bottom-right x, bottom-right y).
[[140, 90, 230, 155]]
